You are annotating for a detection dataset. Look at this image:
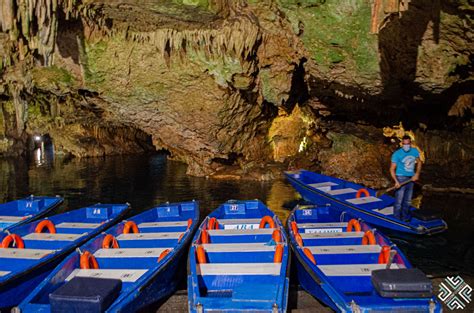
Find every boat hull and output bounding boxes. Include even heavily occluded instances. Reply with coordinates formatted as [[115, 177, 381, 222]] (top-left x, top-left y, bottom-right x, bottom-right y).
[[288, 205, 442, 312], [188, 200, 290, 313], [17, 201, 199, 313], [0, 204, 129, 308], [285, 170, 447, 235]]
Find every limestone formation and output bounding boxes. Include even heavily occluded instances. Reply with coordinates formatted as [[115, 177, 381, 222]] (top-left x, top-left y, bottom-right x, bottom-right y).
[[0, 0, 472, 186]]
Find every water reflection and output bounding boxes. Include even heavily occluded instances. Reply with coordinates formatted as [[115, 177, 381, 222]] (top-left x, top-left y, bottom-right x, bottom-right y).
[[0, 154, 296, 218]]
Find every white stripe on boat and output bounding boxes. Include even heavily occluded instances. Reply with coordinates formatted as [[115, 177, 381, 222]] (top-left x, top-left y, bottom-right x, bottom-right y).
[[23, 233, 85, 241], [56, 222, 101, 229], [326, 188, 358, 195], [202, 243, 277, 252], [0, 216, 26, 222], [137, 221, 188, 228], [300, 231, 364, 239], [94, 248, 172, 258], [318, 264, 403, 276], [306, 245, 382, 254], [298, 222, 348, 228], [374, 206, 394, 215], [66, 269, 147, 282], [116, 232, 182, 240], [346, 196, 382, 205], [207, 229, 275, 236], [304, 228, 343, 234], [308, 182, 338, 188], [0, 248, 56, 259], [218, 219, 262, 230], [197, 263, 281, 276], [0, 271, 11, 276]]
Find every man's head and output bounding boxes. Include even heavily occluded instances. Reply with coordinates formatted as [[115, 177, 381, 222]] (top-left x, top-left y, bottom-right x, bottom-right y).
[[401, 135, 411, 151]]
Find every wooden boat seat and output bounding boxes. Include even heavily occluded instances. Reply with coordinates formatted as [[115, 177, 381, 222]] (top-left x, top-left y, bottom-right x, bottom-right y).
[[23, 233, 85, 241], [116, 232, 182, 240], [137, 221, 188, 228], [66, 269, 148, 283], [202, 243, 276, 252], [94, 248, 172, 258], [308, 182, 338, 192], [373, 206, 394, 215], [55, 222, 101, 229], [297, 222, 348, 228], [217, 218, 262, 225], [307, 245, 382, 254], [0, 248, 56, 259], [300, 231, 364, 239], [326, 188, 357, 196], [0, 215, 25, 222], [318, 264, 403, 276], [346, 196, 382, 205], [197, 263, 281, 276], [207, 229, 275, 236]]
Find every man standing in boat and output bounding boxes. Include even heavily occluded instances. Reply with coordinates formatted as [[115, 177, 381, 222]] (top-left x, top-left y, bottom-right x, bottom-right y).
[[390, 135, 422, 221]]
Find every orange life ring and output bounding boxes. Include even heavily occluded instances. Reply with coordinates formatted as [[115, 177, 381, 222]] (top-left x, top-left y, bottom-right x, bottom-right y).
[[35, 220, 56, 234], [80, 251, 99, 269], [201, 230, 209, 244], [123, 221, 139, 234], [178, 233, 184, 243], [196, 246, 207, 264], [274, 244, 283, 263], [102, 234, 119, 249], [1, 234, 25, 249], [362, 230, 376, 245], [208, 217, 219, 230], [187, 218, 193, 230], [378, 246, 391, 264], [158, 249, 171, 262], [346, 219, 361, 232], [259, 216, 275, 229], [272, 229, 282, 243], [295, 233, 303, 247], [290, 221, 298, 234], [356, 188, 370, 198], [303, 248, 316, 265]]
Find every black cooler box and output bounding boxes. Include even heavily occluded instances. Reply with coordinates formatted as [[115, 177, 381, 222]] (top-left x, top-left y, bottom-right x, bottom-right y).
[[371, 268, 433, 298], [50, 277, 122, 313]]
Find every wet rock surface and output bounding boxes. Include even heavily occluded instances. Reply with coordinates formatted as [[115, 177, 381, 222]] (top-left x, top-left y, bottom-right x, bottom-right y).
[[0, 0, 472, 184]]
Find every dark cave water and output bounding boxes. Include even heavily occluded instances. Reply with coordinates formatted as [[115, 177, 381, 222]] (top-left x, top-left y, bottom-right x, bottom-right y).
[[1, 153, 472, 284]]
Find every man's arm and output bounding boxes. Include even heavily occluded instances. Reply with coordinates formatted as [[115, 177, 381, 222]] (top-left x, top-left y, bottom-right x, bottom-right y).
[[412, 157, 422, 181], [390, 162, 400, 188]]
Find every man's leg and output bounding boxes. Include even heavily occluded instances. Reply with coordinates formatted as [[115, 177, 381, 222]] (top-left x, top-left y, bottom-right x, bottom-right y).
[[401, 180, 414, 221], [393, 182, 405, 220]]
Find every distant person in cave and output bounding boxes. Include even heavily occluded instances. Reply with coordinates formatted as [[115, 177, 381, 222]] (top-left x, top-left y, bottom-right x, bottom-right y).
[[390, 135, 422, 222]]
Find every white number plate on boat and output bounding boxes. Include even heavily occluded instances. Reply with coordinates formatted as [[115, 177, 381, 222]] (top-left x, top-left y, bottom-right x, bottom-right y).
[[224, 224, 260, 230], [305, 228, 343, 234]]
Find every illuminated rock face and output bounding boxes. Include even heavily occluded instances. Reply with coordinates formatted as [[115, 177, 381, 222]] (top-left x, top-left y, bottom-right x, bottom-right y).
[[0, 1, 472, 183]]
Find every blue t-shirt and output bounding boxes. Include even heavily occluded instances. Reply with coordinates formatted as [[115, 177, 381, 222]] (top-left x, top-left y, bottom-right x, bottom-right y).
[[391, 147, 420, 177]]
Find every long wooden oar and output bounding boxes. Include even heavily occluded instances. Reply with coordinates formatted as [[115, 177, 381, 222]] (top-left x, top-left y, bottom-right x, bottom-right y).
[[376, 180, 414, 197]]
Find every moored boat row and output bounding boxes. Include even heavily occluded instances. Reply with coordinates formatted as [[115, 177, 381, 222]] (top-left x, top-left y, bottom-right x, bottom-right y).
[[2, 169, 445, 312]]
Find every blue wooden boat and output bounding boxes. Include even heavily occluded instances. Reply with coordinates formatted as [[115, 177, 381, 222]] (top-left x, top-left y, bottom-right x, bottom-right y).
[[17, 201, 199, 312], [285, 170, 447, 235], [188, 200, 290, 313], [0, 203, 129, 308], [0, 196, 63, 232], [288, 204, 441, 312]]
